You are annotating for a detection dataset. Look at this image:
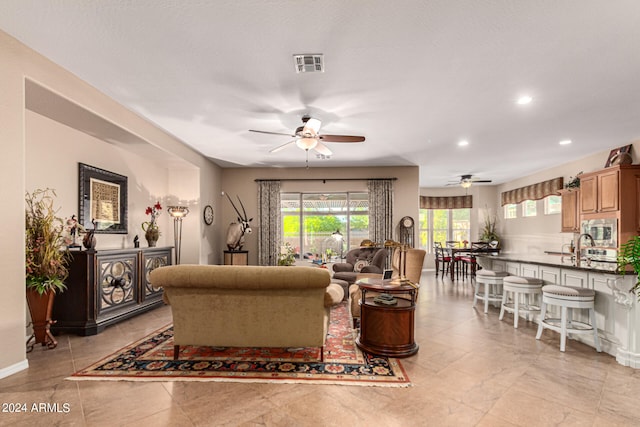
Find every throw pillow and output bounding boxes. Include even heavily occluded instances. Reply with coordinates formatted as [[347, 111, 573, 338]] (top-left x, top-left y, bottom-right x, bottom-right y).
[[353, 259, 370, 272]]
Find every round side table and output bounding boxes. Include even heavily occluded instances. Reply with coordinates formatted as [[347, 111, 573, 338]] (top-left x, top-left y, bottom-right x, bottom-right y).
[[355, 277, 419, 358]]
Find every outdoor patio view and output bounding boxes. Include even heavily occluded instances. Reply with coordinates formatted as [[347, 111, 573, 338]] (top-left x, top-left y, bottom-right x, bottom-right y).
[[281, 192, 369, 262]]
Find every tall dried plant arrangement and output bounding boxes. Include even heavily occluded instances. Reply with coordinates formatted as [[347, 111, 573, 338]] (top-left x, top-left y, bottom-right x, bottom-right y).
[[25, 188, 69, 294]]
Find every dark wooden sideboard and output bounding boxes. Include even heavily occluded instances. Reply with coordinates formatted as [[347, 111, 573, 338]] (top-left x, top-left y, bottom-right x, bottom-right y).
[[51, 247, 172, 336]]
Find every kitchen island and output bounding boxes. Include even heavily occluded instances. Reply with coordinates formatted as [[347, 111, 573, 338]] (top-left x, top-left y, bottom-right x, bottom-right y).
[[476, 253, 640, 368]]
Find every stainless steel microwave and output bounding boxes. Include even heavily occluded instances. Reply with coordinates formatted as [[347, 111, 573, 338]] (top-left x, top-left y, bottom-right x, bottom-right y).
[[580, 218, 617, 248]]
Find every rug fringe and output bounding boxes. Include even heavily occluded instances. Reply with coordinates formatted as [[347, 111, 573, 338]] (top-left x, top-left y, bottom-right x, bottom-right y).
[[66, 375, 412, 387]]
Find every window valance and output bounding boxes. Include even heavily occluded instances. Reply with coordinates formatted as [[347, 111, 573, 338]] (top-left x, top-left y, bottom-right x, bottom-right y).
[[420, 195, 472, 209], [500, 177, 563, 206]]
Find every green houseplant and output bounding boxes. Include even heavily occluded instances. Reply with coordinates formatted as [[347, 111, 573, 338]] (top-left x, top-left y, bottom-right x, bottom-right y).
[[277, 242, 296, 266], [25, 188, 69, 349], [479, 210, 499, 244], [617, 235, 640, 298]]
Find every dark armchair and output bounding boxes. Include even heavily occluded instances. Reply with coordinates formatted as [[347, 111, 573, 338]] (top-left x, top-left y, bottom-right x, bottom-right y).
[[332, 247, 388, 284]]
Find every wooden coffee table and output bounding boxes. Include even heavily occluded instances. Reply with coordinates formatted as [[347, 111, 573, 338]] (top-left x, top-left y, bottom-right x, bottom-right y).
[[355, 277, 419, 358]]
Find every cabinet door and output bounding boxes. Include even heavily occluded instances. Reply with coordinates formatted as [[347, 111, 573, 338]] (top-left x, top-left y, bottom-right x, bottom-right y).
[[560, 190, 579, 232], [97, 253, 138, 316], [142, 249, 171, 302], [598, 169, 619, 212], [580, 175, 598, 214]]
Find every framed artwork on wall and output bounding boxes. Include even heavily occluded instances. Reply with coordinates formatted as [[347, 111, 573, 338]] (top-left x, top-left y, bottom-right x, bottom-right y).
[[604, 144, 632, 168], [79, 163, 128, 234]]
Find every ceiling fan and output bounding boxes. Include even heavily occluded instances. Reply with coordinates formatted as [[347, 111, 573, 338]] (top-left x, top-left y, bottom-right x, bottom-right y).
[[447, 174, 493, 188], [249, 116, 365, 158]]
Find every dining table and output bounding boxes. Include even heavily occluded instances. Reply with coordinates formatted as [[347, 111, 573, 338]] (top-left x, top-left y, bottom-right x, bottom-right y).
[[445, 244, 500, 280]]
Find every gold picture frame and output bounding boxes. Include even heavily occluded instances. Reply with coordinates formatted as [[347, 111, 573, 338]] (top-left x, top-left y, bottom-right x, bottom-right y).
[[79, 163, 128, 234]]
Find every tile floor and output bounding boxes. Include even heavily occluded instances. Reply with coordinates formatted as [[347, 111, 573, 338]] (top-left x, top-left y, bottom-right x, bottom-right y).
[[2, 270, 640, 426]]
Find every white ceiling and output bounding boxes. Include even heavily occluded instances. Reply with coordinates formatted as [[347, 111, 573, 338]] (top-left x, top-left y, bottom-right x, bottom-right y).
[[2, 1, 639, 187]]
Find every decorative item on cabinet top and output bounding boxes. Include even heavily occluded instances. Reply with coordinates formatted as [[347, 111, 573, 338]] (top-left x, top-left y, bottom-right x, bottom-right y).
[[605, 144, 632, 168]]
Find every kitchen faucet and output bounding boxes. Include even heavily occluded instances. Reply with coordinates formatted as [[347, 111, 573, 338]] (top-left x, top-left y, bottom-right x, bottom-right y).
[[575, 233, 595, 265]]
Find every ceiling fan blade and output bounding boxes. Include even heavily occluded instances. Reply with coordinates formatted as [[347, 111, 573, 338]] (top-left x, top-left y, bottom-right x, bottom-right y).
[[318, 135, 365, 143], [471, 180, 492, 183], [250, 129, 297, 137], [303, 118, 322, 134], [313, 141, 333, 156], [269, 140, 296, 153]]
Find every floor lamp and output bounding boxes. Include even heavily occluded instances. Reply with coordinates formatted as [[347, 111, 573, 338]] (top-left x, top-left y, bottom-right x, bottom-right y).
[[331, 229, 343, 261], [167, 206, 189, 264]]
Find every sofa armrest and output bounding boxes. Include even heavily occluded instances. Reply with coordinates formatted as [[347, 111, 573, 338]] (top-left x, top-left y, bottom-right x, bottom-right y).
[[324, 283, 344, 306], [332, 262, 354, 273]]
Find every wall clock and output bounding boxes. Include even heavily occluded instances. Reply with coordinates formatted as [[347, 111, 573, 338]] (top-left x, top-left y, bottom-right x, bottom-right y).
[[203, 205, 214, 225], [399, 216, 415, 247]]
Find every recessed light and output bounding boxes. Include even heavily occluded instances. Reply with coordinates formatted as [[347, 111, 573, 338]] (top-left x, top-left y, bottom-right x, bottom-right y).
[[559, 139, 572, 145], [458, 140, 469, 147], [516, 95, 533, 105]]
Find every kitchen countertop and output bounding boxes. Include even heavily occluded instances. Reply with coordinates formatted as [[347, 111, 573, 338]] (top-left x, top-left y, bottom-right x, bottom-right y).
[[475, 252, 627, 274]]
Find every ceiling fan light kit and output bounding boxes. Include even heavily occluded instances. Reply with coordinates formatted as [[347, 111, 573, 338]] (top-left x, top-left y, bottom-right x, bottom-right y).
[[249, 115, 365, 165]]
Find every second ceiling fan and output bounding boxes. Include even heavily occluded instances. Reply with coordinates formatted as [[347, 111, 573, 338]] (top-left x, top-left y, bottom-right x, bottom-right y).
[[447, 174, 493, 188], [249, 115, 365, 157]]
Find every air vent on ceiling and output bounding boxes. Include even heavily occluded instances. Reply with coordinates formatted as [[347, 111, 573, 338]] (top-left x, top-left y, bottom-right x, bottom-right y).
[[293, 54, 324, 73]]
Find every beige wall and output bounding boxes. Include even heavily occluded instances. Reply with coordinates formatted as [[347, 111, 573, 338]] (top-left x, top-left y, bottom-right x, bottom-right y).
[[220, 166, 420, 265], [0, 30, 222, 378]]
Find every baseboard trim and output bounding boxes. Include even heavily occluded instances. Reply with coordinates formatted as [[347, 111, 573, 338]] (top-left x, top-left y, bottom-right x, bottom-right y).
[[0, 359, 29, 379], [616, 348, 640, 369]]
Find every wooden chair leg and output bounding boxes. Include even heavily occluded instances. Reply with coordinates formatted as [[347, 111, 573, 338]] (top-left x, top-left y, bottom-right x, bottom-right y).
[[173, 344, 180, 360]]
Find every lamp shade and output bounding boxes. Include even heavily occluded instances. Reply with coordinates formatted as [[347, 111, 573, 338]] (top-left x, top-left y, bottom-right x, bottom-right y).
[[167, 206, 189, 218], [296, 137, 318, 150]]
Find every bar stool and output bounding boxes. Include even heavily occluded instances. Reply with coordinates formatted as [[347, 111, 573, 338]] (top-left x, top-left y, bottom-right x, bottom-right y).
[[499, 276, 543, 328], [535, 285, 601, 352], [473, 270, 509, 313]]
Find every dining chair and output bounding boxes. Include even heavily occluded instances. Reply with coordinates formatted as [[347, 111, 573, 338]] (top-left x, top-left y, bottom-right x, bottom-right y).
[[434, 242, 451, 278]]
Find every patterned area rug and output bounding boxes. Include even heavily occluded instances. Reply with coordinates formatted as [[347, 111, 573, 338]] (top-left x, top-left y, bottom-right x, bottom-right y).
[[68, 302, 411, 387]]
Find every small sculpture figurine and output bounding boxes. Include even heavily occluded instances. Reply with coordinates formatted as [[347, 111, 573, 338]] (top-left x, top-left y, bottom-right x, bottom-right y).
[[225, 194, 253, 251], [133, 235, 140, 248], [83, 219, 98, 250]]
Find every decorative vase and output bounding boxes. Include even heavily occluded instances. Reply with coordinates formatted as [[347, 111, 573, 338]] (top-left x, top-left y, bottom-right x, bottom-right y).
[[83, 229, 96, 250], [25, 288, 57, 351], [145, 228, 159, 247]]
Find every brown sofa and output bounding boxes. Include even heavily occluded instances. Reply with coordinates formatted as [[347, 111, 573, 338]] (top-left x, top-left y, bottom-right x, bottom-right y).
[[332, 247, 388, 284], [149, 265, 343, 359]]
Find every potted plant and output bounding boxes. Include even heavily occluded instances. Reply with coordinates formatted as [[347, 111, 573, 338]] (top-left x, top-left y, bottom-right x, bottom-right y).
[[277, 242, 296, 266], [479, 210, 500, 245], [25, 188, 69, 350], [617, 235, 640, 298]]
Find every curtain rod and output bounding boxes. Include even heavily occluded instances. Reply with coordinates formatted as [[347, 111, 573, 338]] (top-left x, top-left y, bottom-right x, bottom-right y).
[[254, 178, 397, 182]]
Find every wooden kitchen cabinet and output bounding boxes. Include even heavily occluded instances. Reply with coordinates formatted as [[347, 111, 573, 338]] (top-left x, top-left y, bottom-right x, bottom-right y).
[[559, 189, 580, 232], [578, 164, 640, 244], [579, 165, 637, 216]]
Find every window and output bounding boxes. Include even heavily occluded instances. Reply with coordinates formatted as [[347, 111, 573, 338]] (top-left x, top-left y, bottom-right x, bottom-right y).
[[419, 208, 470, 252], [281, 192, 368, 260], [545, 195, 561, 215], [504, 204, 517, 219], [522, 200, 537, 217]]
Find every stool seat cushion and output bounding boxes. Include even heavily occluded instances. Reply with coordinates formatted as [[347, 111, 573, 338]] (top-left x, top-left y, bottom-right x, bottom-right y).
[[476, 270, 509, 278], [504, 276, 544, 285], [542, 285, 595, 298]]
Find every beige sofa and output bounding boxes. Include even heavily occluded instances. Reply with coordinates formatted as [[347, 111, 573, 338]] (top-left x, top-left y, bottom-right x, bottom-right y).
[[149, 265, 343, 359]]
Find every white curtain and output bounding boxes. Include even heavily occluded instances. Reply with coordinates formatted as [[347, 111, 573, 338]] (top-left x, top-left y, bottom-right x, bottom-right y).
[[368, 179, 393, 245], [257, 180, 281, 266]]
